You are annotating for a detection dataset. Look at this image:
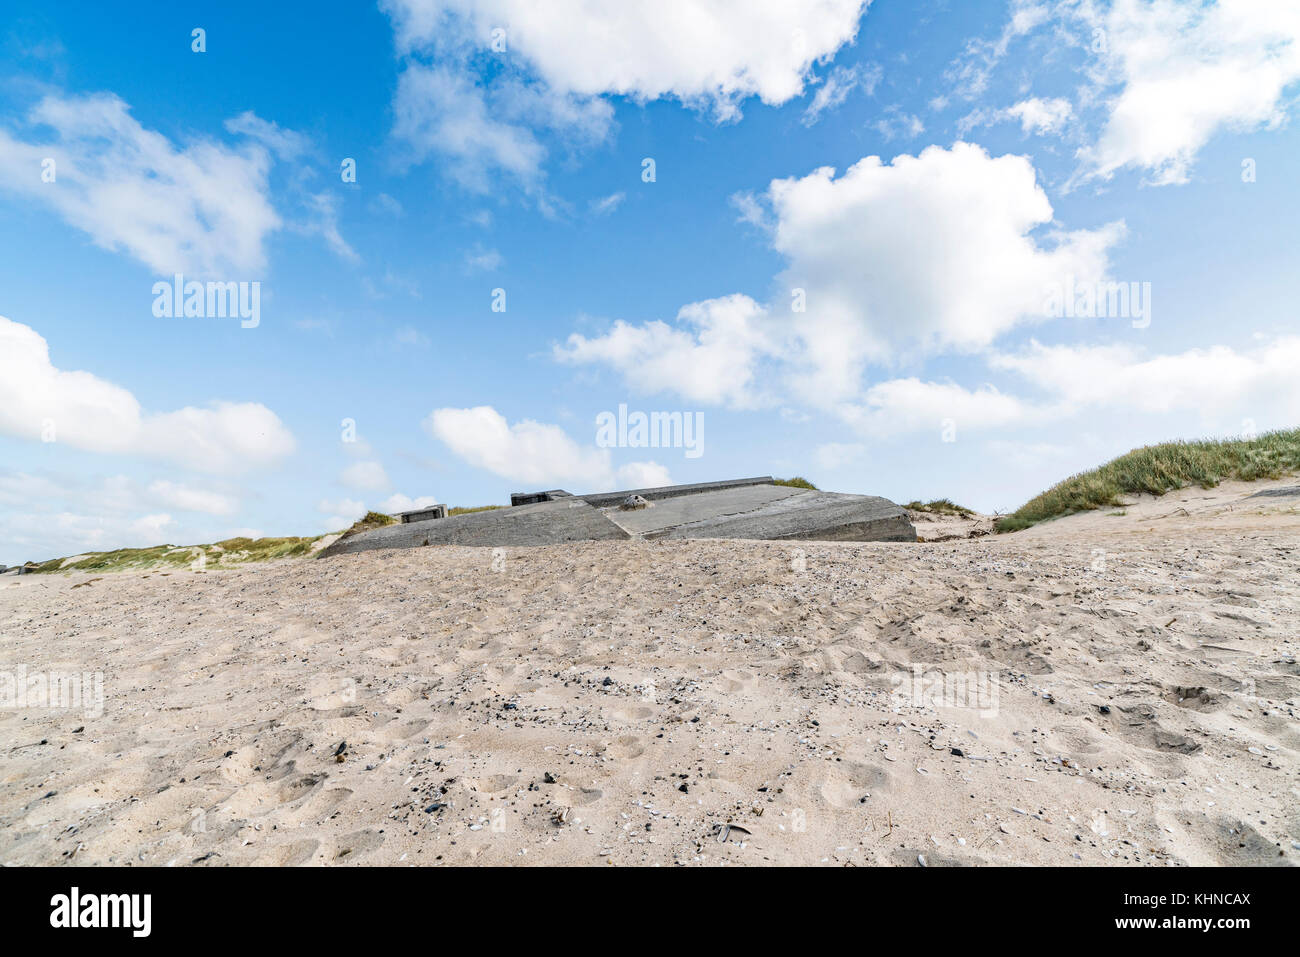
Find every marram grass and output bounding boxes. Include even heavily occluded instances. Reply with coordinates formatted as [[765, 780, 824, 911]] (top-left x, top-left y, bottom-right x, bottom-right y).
[[996, 429, 1300, 533]]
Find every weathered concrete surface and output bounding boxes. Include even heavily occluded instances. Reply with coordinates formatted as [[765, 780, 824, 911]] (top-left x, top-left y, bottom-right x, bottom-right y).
[[578, 476, 773, 509], [318, 498, 629, 557], [604, 484, 803, 536], [318, 478, 914, 557], [646, 489, 916, 543]]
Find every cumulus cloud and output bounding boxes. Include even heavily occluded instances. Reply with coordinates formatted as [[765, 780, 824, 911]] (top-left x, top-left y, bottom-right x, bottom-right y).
[[425, 406, 610, 485], [425, 405, 671, 490], [384, 0, 870, 186], [991, 336, 1300, 420], [385, 0, 869, 118], [557, 144, 1123, 407], [0, 93, 281, 277], [831, 335, 1300, 440], [838, 378, 1044, 438], [555, 294, 778, 408], [0, 315, 295, 473], [766, 143, 1121, 398], [1078, 0, 1300, 185]]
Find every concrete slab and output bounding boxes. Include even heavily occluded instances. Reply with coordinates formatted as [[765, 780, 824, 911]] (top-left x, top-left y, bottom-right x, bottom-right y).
[[604, 484, 803, 536], [317, 497, 629, 557], [650, 489, 916, 542], [578, 476, 775, 508]]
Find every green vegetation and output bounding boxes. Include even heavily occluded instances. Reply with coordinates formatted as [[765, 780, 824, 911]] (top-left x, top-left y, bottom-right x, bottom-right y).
[[447, 505, 504, 516], [773, 476, 819, 490], [27, 536, 324, 574], [341, 511, 397, 537], [996, 428, 1300, 533], [905, 498, 975, 517]]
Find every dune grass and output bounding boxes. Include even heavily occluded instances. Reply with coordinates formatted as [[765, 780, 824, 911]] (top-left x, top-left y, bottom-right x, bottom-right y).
[[27, 536, 324, 574], [447, 505, 504, 516], [996, 428, 1300, 533], [773, 476, 819, 490], [905, 498, 975, 517], [341, 511, 398, 537]]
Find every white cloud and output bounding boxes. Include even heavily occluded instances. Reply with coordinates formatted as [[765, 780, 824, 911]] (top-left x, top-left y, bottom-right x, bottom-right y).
[[947, 0, 1051, 99], [379, 493, 440, 513], [0, 315, 295, 473], [615, 462, 673, 489], [1008, 96, 1073, 134], [802, 62, 881, 126], [991, 337, 1300, 420], [384, 0, 869, 188], [301, 191, 359, 263], [384, 0, 870, 120], [873, 107, 925, 141], [390, 64, 612, 197], [465, 243, 504, 272], [590, 191, 626, 215], [960, 97, 1073, 135], [840, 378, 1042, 438], [426, 406, 611, 485], [830, 335, 1300, 440], [340, 461, 391, 492], [1078, 0, 1300, 185], [764, 143, 1122, 398], [425, 405, 673, 490], [555, 294, 778, 408], [0, 93, 280, 276], [557, 144, 1122, 407], [224, 111, 310, 160]]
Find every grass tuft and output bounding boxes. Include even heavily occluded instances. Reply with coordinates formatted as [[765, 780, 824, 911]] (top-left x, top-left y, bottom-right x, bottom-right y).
[[340, 511, 397, 537], [773, 476, 819, 490], [996, 429, 1300, 533], [905, 498, 975, 517], [447, 505, 504, 516]]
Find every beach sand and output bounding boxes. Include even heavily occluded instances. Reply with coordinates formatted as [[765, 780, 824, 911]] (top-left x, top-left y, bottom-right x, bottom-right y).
[[2, 478, 1297, 866]]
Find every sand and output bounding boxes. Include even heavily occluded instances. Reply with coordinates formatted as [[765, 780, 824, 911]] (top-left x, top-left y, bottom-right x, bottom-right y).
[[1, 478, 1297, 866]]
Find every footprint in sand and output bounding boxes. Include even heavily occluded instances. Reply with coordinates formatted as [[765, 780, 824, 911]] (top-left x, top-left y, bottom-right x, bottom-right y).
[[552, 786, 603, 808], [469, 773, 518, 794], [717, 668, 754, 693], [819, 761, 892, 809], [602, 735, 646, 760], [250, 838, 319, 866], [331, 828, 384, 862]]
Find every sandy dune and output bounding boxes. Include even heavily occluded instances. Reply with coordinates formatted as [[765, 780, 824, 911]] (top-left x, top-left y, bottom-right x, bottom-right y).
[[2, 479, 1297, 866]]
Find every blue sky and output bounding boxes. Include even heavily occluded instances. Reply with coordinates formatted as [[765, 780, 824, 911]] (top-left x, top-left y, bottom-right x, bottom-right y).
[[2, 0, 1299, 564]]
